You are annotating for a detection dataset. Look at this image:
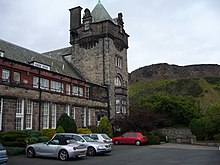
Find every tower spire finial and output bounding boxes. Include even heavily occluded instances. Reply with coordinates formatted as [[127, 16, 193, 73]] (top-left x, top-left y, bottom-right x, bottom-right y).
[[98, 0, 101, 4]]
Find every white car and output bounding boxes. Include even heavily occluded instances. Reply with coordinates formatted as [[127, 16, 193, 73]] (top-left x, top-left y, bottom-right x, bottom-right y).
[[55, 133, 112, 156], [26, 134, 87, 161], [90, 133, 113, 146], [0, 143, 8, 165]]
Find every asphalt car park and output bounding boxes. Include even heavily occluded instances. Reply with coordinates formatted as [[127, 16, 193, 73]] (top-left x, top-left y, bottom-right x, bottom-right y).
[[8, 143, 220, 165]]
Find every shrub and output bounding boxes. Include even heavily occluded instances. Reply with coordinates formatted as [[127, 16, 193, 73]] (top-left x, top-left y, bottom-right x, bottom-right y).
[[97, 116, 113, 137], [147, 135, 160, 145], [26, 137, 38, 145], [189, 118, 213, 140], [56, 125, 65, 133], [213, 133, 220, 141], [0, 130, 48, 151], [26, 130, 42, 138], [77, 128, 92, 134], [38, 136, 49, 142], [2, 134, 27, 142], [42, 129, 56, 139], [56, 113, 77, 133], [5, 147, 25, 156], [3, 141, 26, 148], [88, 125, 98, 133]]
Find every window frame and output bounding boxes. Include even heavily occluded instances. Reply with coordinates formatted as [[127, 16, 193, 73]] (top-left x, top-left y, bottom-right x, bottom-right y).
[[2, 69, 10, 82], [42, 102, 49, 129], [51, 103, 57, 129], [13, 71, 20, 84], [16, 99, 24, 130], [26, 100, 33, 130]]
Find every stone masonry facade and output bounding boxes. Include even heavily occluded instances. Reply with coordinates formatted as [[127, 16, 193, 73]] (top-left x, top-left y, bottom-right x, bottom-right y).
[[0, 2, 129, 131]]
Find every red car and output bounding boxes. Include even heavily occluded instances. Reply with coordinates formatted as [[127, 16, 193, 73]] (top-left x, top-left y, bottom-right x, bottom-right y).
[[112, 132, 148, 146]]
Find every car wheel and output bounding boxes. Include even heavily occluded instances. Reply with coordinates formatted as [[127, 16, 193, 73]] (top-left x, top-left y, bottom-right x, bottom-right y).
[[135, 140, 141, 146], [27, 147, 35, 158], [59, 149, 69, 161], [87, 147, 96, 156], [114, 140, 119, 145]]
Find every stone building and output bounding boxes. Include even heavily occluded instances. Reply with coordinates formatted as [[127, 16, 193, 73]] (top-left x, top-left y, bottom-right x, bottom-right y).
[[0, 1, 129, 131]]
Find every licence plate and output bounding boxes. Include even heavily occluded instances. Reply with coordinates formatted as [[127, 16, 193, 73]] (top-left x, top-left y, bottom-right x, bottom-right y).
[[79, 151, 86, 156]]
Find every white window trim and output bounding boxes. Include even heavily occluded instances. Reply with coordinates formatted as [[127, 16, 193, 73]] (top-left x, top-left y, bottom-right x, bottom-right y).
[[72, 107, 76, 120], [51, 103, 57, 129], [42, 102, 49, 129], [88, 109, 91, 126], [2, 69, 10, 82], [65, 105, 70, 116], [26, 100, 33, 130], [116, 99, 121, 114], [82, 108, 86, 127], [16, 99, 24, 130]]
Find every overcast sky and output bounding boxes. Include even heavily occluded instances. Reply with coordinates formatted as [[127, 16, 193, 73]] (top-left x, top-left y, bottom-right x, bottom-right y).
[[0, 0, 220, 72]]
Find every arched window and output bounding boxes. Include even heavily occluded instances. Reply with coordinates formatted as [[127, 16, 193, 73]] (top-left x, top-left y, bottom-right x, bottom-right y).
[[115, 76, 122, 87]]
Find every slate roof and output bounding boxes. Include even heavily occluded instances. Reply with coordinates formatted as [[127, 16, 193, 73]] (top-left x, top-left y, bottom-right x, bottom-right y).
[[0, 39, 84, 80], [91, 1, 112, 23]]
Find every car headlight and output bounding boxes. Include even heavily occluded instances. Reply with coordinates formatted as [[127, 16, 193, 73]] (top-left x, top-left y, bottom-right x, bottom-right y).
[[97, 145, 106, 149]]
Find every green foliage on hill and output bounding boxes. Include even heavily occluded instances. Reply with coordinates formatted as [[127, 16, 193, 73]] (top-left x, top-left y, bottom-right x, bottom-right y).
[[129, 77, 220, 110], [129, 76, 220, 140], [136, 92, 199, 126]]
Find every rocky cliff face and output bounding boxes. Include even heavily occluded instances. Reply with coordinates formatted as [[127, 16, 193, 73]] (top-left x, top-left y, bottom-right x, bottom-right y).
[[129, 63, 220, 84]]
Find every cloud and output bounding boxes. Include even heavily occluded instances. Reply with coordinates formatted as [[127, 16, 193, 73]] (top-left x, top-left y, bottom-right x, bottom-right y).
[[0, 0, 220, 72]]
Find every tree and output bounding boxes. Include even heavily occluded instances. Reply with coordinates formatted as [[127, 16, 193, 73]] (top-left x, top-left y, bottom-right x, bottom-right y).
[[97, 116, 113, 137], [56, 125, 65, 133], [138, 92, 199, 126], [112, 106, 169, 134], [56, 113, 77, 133]]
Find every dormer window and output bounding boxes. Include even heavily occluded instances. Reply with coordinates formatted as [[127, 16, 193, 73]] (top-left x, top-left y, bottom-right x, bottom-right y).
[[30, 61, 50, 71], [0, 51, 4, 57], [84, 20, 90, 31]]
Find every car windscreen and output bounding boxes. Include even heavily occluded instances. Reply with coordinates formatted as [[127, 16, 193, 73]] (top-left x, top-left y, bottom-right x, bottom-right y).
[[101, 134, 110, 139], [82, 135, 96, 142], [0, 143, 5, 150]]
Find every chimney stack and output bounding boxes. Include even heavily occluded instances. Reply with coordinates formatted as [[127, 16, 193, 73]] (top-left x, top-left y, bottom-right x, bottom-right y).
[[69, 6, 82, 30]]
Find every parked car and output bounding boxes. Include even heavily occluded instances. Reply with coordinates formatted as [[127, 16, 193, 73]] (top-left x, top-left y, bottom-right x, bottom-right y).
[[112, 132, 148, 146], [90, 134, 113, 146], [55, 133, 112, 156], [0, 143, 8, 165], [26, 134, 87, 161]]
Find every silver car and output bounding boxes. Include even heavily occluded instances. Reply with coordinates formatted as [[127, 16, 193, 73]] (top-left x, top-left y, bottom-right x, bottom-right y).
[[56, 133, 112, 156], [26, 134, 87, 161], [0, 143, 8, 165], [90, 133, 113, 146]]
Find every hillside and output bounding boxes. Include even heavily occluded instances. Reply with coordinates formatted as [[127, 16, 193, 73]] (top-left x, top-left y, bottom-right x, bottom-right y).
[[129, 63, 220, 109]]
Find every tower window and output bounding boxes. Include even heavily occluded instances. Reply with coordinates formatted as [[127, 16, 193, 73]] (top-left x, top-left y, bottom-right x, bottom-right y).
[[84, 21, 90, 31], [115, 76, 122, 87], [115, 55, 122, 68]]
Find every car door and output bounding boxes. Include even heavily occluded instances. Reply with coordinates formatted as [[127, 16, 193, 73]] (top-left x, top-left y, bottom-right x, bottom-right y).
[[90, 134, 99, 141], [120, 133, 129, 144], [129, 133, 138, 144], [39, 140, 60, 157]]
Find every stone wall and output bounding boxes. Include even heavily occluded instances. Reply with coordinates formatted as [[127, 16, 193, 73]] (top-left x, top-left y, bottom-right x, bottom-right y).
[[159, 128, 196, 144]]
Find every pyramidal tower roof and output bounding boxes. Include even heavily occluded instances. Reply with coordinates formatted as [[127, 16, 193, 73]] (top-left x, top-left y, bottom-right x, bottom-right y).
[[91, 0, 112, 22]]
